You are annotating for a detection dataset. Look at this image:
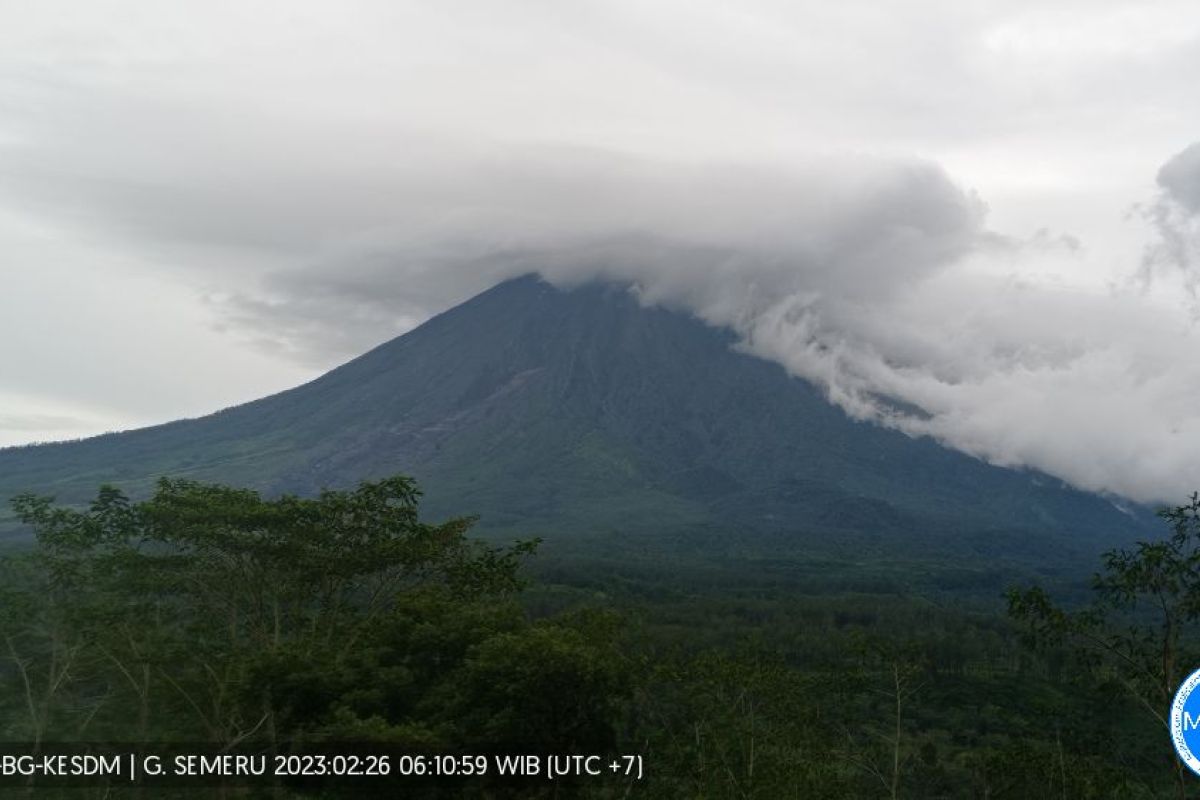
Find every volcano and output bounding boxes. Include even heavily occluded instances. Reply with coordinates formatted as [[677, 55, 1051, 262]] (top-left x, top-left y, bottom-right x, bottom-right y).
[[0, 275, 1151, 563]]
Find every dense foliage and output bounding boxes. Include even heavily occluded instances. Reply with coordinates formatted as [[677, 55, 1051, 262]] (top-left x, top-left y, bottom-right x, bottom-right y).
[[1, 478, 1196, 798], [0, 479, 624, 797]]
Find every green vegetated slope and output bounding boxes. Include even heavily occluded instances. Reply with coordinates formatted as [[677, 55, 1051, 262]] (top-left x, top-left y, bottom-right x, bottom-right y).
[[0, 275, 1153, 571]]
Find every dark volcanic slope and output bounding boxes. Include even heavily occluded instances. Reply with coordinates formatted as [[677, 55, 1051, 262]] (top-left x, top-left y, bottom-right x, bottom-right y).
[[0, 275, 1152, 559]]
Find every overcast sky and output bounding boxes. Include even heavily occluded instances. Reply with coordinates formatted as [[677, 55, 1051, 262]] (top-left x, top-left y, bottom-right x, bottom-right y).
[[3, 1, 1200, 503]]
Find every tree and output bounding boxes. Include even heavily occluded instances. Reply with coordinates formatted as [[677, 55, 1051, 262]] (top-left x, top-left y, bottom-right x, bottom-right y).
[[838, 639, 924, 800], [1008, 493, 1200, 799], [5, 476, 540, 749]]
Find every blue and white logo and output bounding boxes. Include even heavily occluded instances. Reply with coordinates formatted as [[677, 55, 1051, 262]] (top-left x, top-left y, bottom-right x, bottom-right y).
[[1171, 667, 1200, 776]]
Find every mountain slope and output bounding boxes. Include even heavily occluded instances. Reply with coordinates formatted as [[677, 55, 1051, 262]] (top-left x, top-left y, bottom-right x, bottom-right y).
[[0, 275, 1153, 561]]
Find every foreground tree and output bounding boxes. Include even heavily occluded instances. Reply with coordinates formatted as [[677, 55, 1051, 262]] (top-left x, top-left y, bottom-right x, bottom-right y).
[[1008, 493, 1200, 799], [1, 476, 637, 766]]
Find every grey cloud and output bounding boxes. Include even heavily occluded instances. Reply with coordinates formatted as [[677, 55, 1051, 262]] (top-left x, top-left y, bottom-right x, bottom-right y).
[[204, 152, 985, 363], [1141, 141, 1200, 286], [191, 150, 1200, 504], [1158, 142, 1200, 213], [14, 120, 1196, 503]]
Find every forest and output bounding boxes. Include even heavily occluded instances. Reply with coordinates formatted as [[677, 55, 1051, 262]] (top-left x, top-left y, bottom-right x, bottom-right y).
[[1, 476, 1197, 798]]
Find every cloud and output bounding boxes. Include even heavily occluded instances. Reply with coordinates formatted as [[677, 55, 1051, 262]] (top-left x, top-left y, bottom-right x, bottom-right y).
[[168, 145, 1200, 505], [1159, 143, 1200, 213], [3, 2, 1200, 503], [0, 413, 86, 432], [0, 389, 133, 448], [1142, 142, 1200, 288], [196, 150, 983, 358], [3, 67, 1199, 503]]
